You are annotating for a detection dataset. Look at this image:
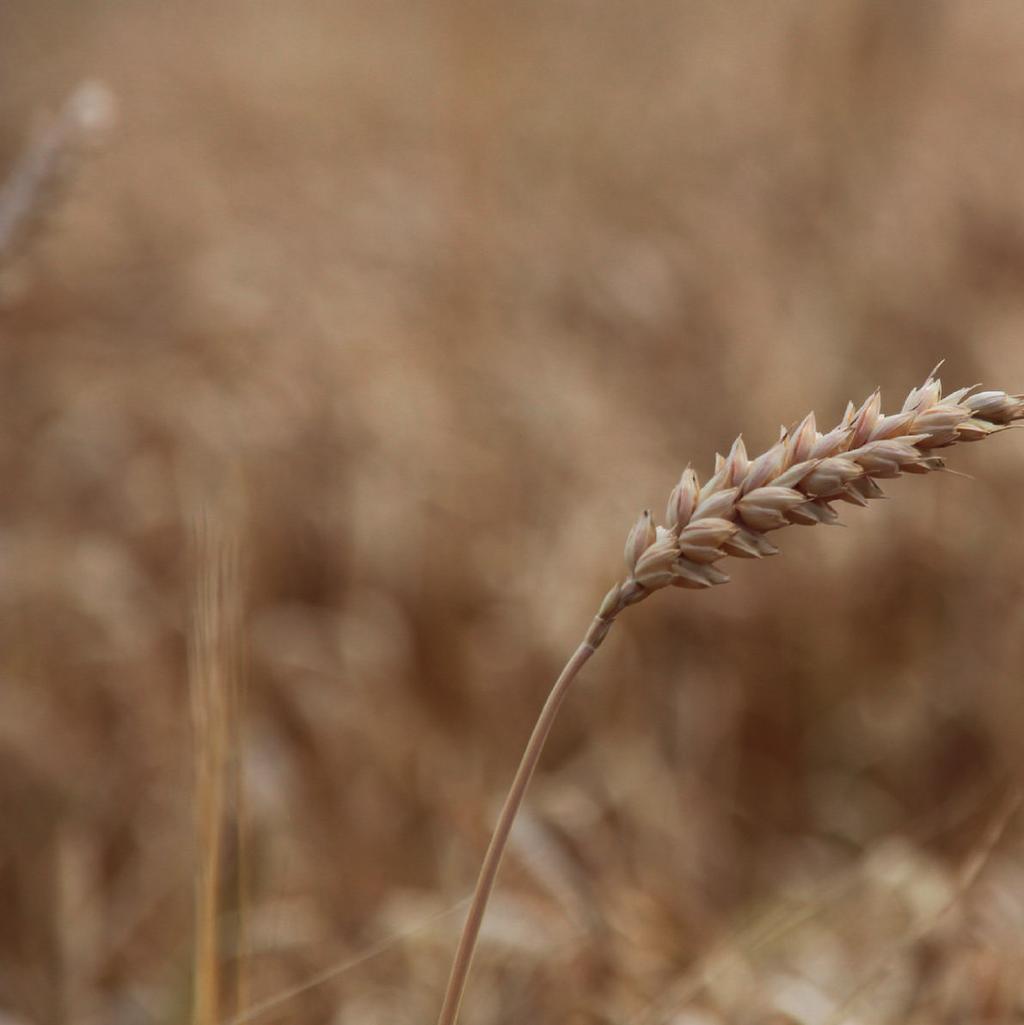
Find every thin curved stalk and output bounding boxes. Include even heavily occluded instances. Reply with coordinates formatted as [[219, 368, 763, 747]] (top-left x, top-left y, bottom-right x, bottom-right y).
[[436, 608, 620, 1025]]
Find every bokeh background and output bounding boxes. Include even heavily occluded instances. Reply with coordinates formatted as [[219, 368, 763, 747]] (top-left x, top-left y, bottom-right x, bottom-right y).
[[3, 2, 1024, 1023]]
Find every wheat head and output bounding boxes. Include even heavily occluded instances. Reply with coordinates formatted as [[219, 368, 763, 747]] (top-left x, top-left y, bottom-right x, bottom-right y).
[[593, 368, 1024, 637]]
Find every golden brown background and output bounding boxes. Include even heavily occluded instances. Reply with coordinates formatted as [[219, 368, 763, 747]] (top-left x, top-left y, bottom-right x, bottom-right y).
[[3, 2, 1024, 1023]]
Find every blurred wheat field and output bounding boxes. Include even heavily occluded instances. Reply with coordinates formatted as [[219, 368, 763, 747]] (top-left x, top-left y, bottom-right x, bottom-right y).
[[2, 2, 1024, 1023]]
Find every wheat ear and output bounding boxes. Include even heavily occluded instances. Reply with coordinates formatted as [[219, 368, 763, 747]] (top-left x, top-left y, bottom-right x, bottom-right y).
[[436, 369, 1024, 1025]]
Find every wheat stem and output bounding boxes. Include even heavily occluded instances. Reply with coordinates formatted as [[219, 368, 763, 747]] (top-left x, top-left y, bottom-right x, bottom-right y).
[[436, 592, 634, 1025]]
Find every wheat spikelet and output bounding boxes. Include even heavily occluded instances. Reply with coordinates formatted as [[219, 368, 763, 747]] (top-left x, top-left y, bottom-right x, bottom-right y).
[[437, 367, 1023, 1025]]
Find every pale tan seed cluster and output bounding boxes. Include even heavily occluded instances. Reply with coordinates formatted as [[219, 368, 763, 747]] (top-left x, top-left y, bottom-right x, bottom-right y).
[[600, 370, 1023, 623]]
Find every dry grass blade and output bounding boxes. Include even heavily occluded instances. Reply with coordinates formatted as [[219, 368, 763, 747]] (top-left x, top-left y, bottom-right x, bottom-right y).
[[219, 897, 471, 1025], [190, 513, 245, 1025], [822, 789, 1021, 1025], [437, 369, 1024, 1025], [0, 81, 115, 267], [631, 782, 1021, 1025]]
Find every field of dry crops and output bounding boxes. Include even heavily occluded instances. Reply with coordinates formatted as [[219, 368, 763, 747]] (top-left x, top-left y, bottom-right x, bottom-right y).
[[3, 3, 1024, 1024]]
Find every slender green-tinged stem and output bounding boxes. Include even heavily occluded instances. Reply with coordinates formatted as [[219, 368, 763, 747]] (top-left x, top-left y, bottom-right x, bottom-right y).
[[436, 606, 623, 1025]]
